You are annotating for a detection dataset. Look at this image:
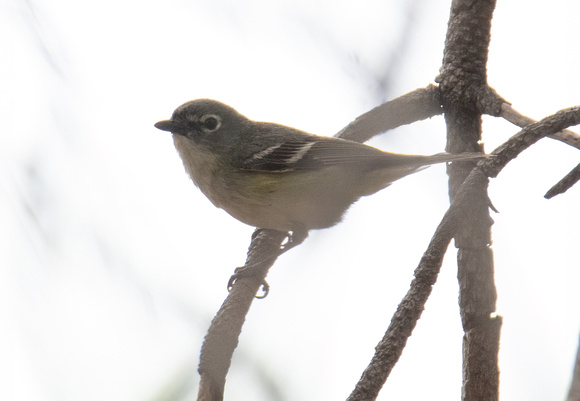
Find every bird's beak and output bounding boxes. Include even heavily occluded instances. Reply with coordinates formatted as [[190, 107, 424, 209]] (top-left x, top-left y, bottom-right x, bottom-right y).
[[154, 120, 189, 136]]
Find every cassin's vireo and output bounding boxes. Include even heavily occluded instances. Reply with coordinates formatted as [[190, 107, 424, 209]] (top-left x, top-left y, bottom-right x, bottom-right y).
[[154, 99, 484, 248]]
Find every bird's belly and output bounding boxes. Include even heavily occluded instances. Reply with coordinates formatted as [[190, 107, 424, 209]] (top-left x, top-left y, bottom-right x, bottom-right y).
[[218, 170, 361, 232]]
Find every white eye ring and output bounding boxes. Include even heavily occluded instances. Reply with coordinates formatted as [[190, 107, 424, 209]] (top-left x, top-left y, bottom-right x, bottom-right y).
[[200, 114, 222, 133]]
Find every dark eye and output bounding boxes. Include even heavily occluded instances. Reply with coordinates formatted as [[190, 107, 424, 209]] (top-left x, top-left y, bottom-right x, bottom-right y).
[[200, 114, 221, 132]]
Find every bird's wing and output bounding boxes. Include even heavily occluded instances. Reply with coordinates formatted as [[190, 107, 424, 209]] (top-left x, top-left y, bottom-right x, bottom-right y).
[[238, 135, 406, 172], [236, 119, 428, 173]]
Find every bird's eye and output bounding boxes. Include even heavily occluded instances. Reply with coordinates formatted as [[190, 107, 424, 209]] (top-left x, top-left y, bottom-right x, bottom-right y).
[[200, 114, 221, 132]]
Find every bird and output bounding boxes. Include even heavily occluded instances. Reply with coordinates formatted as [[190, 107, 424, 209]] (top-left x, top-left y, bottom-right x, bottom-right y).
[[154, 99, 485, 249]]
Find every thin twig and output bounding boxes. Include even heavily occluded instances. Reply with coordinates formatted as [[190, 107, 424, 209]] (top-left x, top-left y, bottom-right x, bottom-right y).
[[544, 163, 580, 199], [482, 106, 580, 177], [335, 84, 443, 142], [500, 103, 580, 150], [498, 102, 580, 199]]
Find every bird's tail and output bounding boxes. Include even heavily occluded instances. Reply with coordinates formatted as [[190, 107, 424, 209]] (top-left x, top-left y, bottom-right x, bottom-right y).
[[419, 152, 488, 166]]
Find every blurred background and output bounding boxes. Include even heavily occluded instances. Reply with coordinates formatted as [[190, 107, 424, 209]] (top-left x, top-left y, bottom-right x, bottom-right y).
[[5, 0, 580, 400]]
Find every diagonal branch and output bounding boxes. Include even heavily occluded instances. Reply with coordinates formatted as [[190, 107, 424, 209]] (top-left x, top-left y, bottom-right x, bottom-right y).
[[481, 106, 580, 177], [500, 103, 580, 150], [335, 84, 443, 142]]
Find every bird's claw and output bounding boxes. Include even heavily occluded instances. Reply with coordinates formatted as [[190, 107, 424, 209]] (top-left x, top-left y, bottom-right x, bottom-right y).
[[226, 228, 307, 299], [280, 229, 307, 254], [227, 266, 270, 299]]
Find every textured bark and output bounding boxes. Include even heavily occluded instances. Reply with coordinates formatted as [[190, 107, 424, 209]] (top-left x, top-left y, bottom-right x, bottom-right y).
[[436, 0, 501, 400]]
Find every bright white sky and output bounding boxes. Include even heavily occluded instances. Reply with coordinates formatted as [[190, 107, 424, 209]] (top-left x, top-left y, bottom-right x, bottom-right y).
[[4, 0, 580, 400]]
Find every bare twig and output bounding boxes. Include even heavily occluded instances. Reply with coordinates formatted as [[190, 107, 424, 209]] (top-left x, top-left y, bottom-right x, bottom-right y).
[[500, 103, 580, 150], [347, 105, 580, 401], [545, 163, 580, 199], [482, 106, 580, 177], [335, 84, 443, 142]]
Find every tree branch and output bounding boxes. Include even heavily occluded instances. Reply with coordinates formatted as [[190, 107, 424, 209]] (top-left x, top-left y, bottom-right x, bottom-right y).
[[544, 162, 580, 199], [435, 0, 502, 399], [481, 106, 580, 177], [335, 84, 443, 142], [500, 103, 580, 150]]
